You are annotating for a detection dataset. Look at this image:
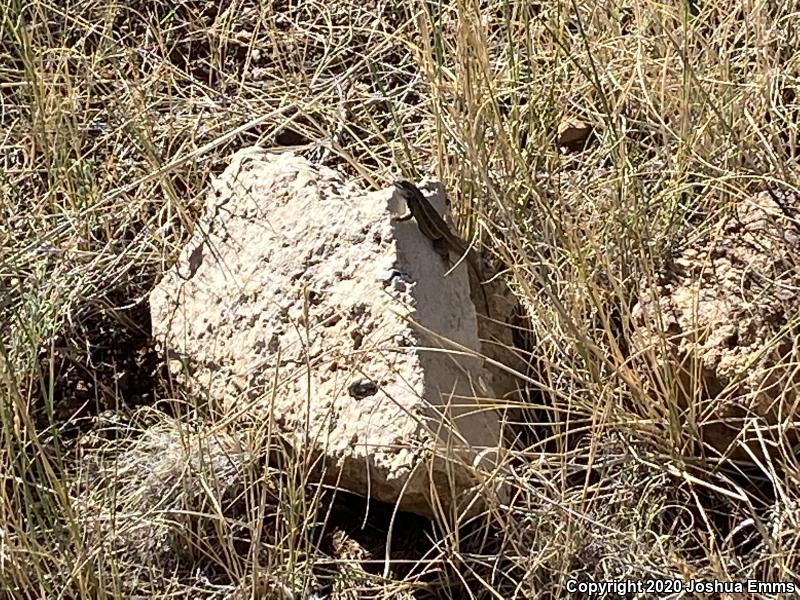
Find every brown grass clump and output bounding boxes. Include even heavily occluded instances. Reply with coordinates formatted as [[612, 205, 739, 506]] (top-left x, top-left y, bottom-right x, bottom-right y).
[[2, 0, 800, 597]]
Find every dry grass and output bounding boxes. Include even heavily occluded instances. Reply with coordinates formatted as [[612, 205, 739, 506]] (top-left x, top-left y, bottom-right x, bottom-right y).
[[2, 0, 800, 597]]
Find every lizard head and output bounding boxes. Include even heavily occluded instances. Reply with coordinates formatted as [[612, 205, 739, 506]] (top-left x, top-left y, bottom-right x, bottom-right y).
[[393, 179, 421, 198]]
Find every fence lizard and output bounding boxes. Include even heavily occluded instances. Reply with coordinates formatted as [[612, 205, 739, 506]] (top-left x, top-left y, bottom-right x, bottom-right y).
[[393, 180, 491, 316]]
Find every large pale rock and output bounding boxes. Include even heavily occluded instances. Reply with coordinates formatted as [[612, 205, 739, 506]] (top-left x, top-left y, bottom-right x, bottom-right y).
[[632, 190, 800, 459], [150, 148, 509, 517]]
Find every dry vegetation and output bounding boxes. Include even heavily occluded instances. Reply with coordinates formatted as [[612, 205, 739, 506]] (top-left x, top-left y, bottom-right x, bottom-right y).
[[2, 0, 800, 598]]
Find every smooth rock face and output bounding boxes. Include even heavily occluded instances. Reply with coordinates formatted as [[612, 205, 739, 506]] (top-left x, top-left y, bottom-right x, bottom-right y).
[[632, 190, 800, 459], [150, 148, 507, 517]]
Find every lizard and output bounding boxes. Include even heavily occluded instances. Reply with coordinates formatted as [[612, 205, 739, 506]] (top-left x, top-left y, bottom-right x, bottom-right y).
[[392, 179, 491, 317]]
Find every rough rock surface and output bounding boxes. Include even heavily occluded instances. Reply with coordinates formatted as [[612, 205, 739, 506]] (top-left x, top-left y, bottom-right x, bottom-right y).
[[150, 148, 515, 517], [632, 191, 800, 459]]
